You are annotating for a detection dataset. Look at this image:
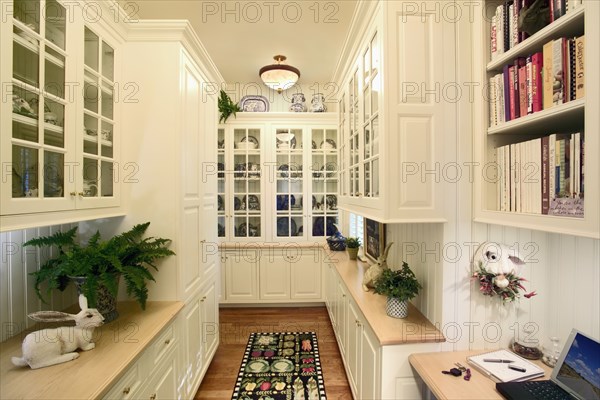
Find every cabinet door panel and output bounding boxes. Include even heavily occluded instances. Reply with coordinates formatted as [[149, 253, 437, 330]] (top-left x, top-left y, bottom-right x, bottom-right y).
[[290, 250, 321, 299], [201, 281, 219, 363], [259, 253, 290, 300], [347, 300, 361, 394], [224, 252, 258, 300], [360, 325, 380, 399]]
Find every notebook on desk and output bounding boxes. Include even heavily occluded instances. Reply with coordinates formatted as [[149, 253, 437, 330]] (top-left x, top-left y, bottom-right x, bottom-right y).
[[467, 348, 545, 383], [496, 329, 600, 400]]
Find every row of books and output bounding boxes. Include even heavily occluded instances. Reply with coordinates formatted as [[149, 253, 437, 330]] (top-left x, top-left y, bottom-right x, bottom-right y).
[[491, 0, 583, 58], [496, 132, 584, 216], [489, 35, 584, 126]]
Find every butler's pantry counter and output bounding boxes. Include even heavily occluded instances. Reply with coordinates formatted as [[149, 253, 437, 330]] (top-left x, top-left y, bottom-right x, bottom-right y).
[[0, 301, 183, 400], [325, 251, 445, 399]]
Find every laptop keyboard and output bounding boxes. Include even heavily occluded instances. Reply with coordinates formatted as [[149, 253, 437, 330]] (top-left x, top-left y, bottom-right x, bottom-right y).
[[522, 381, 571, 400]]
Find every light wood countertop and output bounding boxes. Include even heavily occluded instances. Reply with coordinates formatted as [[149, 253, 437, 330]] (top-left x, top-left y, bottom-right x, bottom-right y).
[[218, 241, 327, 249], [409, 350, 552, 400], [326, 250, 445, 346], [0, 301, 183, 400]]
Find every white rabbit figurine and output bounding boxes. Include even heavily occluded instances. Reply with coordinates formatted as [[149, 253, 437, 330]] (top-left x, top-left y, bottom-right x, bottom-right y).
[[472, 242, 525, 288], [12, 294, 105, 369], [362, 242, 394, 291]]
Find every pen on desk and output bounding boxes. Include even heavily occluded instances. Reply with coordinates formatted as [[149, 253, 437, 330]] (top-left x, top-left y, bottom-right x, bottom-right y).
[[483, 359, 515, 363], [508, 365, 527, 372]]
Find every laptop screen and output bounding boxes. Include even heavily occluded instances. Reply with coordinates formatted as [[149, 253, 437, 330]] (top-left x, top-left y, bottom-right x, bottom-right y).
[[552, 330, 600, 400]]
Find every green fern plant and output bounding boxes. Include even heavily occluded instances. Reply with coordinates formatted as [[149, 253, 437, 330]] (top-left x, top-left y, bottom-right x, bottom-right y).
[[373, 262, 422, 301], [23, 222, 175, 310], [218, 90, 241, 123]]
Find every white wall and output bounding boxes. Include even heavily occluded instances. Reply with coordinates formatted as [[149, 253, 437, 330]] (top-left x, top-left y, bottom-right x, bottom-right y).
[[0, 224, 77, 341]]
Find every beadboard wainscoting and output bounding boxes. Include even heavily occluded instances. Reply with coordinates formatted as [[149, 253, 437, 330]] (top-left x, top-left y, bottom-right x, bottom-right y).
[[470, 223, 600, 352], [0, 224, 77, 341]]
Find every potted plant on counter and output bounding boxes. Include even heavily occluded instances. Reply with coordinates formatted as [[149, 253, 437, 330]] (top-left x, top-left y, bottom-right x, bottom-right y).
[[23, 222, 175, 322], [373, 261, 422, 318], [345, 237, 361, 260]]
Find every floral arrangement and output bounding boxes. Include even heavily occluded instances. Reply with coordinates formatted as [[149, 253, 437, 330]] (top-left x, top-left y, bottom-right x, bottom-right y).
[[472, 262, 537, 302]]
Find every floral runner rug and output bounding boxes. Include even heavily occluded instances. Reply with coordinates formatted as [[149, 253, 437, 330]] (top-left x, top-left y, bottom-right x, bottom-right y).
[[231, 331, 327, 400]]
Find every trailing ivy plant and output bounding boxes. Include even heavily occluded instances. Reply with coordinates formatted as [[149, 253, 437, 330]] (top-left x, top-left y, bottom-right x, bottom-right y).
[[23, 222, 175, 310], [218, 90, 241, 123]]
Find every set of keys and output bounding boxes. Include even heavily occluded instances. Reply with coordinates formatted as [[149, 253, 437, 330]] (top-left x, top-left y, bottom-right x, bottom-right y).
[[441, 362, 471, 381]]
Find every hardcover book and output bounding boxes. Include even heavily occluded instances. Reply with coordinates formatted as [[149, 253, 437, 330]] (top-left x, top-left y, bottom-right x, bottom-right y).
[[575, 35, 585, 99], [543, 41, 554, 109]]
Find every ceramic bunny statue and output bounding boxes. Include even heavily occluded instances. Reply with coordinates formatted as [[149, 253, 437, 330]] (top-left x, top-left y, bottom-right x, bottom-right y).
[[11, 294, 105, 369], [362, 242, 394, 291], [472, 242, 525, 288]]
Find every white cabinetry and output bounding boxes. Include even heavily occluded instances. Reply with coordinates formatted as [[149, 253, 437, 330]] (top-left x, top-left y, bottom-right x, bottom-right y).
[[473, 1, 599, 238], [325, 259, 441, 399], [120, 21, 221, 399], [1, 0, 124, 231], [336, 1, 458, 223], [104, 318, 179, 400], [221, 246, 323, 304], [217, 113, 339, 242]]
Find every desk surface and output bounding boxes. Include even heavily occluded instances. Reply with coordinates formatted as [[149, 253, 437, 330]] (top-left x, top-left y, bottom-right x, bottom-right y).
[[409, 350, 553, 400]]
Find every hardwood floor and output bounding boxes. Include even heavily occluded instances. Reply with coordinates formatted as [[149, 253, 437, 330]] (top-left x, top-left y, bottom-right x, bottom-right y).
[[195, 306, 353, 399]]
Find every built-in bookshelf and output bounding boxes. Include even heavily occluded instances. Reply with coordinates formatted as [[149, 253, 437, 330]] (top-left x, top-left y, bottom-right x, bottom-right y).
[[473, 0, 599, 239]]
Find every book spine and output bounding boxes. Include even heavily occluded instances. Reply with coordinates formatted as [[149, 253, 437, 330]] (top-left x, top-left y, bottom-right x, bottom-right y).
[[569, 133, 575, 196], [558, 138, 566, 196], [569, 38, 576, 102], [574, 132, 580, 197], [504, 144, 510, 211], [533, 138, 542, 214], [526, 57, 533, 114], [543, 41, 554, 109], [497, 5, 505, 55], [508, 66, 517, 119], [511, 143, 517, 212], [549, 134, 556, 200], [511, 3, 519, 48], [542, 136, 550, 214], [581, 133, 584, 194], [575, 36, 584, 99], [503, 65, 512, 121], [531, 52, 543, 112], [497, 74, 505, 123], [491, 15, 498, 59], [498, 146, 504, 211], [552, 38, 564, 106], [518, 66, 528, 117], [503, 1, 510, 52]]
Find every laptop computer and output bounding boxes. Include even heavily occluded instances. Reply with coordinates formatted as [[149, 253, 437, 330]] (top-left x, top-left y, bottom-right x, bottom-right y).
[[496, 329, 600, 400]]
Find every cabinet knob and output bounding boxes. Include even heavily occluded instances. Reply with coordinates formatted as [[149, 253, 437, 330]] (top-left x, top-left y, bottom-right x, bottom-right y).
[[164, 339, 171, 345], [69, 191, 77, 196], [342, 294, 346, 298], [123, 387, 130, 395], [200, 239, 206, 243], [150, 394, 157, 400], [78, 192, 84, 197]]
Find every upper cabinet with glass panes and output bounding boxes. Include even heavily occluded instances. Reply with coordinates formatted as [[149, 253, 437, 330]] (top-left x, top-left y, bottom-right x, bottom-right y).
[[336, 1, 452, 223], [1, 0, 123, 230]]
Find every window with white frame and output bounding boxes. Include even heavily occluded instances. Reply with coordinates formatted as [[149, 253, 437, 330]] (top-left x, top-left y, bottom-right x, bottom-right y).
[[349, 213, 364, 245]]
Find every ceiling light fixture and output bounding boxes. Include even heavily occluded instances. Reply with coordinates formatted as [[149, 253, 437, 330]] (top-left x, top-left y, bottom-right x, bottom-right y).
[[259, 55, 300, 94]]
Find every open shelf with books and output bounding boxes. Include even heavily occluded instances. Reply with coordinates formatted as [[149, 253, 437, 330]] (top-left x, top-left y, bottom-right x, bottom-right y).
[[473, 0, 599, 239]]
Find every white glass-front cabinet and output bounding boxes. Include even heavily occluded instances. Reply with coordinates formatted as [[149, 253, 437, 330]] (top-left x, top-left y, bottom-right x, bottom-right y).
[[218, 114, 338, 242], [337, 1, 456, 223], [1, 0, 122, 230]]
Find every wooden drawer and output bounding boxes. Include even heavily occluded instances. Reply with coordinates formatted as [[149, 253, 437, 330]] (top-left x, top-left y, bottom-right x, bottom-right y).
[[102, 362, 143, 400]]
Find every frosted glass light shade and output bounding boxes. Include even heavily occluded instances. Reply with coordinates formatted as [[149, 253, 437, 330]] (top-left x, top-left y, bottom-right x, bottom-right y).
[[259, 56, 300, 93]]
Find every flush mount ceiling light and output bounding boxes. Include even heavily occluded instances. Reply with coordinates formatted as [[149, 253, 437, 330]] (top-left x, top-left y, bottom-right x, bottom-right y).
[[259, 55, 300, 94]]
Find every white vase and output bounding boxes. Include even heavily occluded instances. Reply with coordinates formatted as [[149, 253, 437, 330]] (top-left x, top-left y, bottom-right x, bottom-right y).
[[386, 297, 408, 318]]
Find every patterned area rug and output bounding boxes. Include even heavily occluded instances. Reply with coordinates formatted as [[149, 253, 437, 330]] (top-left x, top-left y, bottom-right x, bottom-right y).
[[232, 332, 327, 400]]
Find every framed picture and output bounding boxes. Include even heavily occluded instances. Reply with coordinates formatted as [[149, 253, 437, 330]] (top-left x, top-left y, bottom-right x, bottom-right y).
[[364, 218, 385, 261]]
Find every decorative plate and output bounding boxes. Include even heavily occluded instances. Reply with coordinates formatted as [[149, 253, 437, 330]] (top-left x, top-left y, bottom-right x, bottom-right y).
[[239, 95, 269, 112], [218, 163, 225, 178], [276, 194, 295, 210], [234, 163, 247, 178], [278, 164, 289, 178], [320, 139, 337, 149], [218, 195, 224, 211], [234, 197, 242, 211], [271, 359, 294, 373], [326, 195, 337, 210], [312, 140, 317, 149], [276, 136, 297, 149], [244, 195, 260, 211], [237, 222, 259, 237], [218, 139, 225, 149], [277, 217, 297, 237], [241, 135, 260, 147], [245, 359, 270, 373], [246, 162, 260, 178], [217, 224, 225, 237], [312, 217, 325, 236]]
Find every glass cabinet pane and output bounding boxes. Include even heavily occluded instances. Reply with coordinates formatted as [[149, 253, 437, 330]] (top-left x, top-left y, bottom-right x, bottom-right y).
[[12, 145, 38, 198], [83, 158, 98, 197], [84, 27, 99, 70], [45, 0, 66, 49], [102, 42, 115, 81], [44, 150, 64, 197], [101, 121, 113, 157], [14, 0, 40, 32], [101, 161, 113, 196], [44, 47, 65, 98], [13, 28, 39, 87]]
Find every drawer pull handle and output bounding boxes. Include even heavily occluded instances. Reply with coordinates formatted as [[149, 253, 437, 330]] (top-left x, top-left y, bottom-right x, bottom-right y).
[[150, 394, 157, 400], [165, 339, 171, 345], [123, 387, 130, 394]]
